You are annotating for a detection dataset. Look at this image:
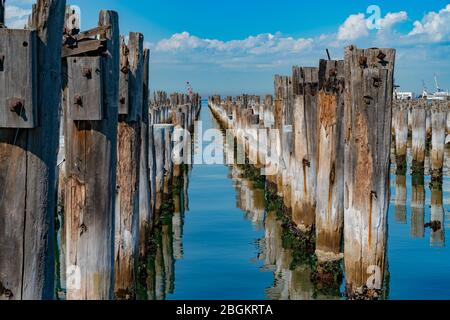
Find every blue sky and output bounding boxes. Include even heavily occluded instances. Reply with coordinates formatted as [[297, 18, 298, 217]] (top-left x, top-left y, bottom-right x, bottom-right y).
[[5, 0, 450, 96]]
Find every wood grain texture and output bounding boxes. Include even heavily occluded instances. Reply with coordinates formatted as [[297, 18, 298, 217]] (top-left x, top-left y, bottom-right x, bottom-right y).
[[0, 0, 66, 300], [114, 32, 144, 297], [65, 10, 119, 300], [0, 29, 38, 128], [315, 59, 345, 263], [67, 56, 103, 120], [291, 66, 319, 232], [343, 46, 395, 296], [139, 48, 151, 255]]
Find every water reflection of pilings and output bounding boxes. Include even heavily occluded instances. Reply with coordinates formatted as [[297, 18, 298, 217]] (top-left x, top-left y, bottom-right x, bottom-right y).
[[411, 175, 425, 238], [262, 211, 341, 300], [142, 165, 190, 300], [430, 186, 445, 247], [394, 175, 407, 224], [230, 165, 266, 230]]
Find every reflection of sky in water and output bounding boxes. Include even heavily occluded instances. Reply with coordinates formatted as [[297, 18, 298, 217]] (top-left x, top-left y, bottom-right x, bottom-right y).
[[388, 173, 450, 300], [167, 100, 450, 300], [167, 102, 272, 300]]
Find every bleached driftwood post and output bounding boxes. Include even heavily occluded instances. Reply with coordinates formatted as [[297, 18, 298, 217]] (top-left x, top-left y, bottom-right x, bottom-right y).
[[411, 101, 426, 175], [315, 59, 345, 265], [64, 10, 119, 300], [430, 102, 447, 186], [115, 32, 144, 298], [291, 67, 319, 232], [393, 101, 408, 174], [0, 0, 66, 300], [343, 46, 395, 298]]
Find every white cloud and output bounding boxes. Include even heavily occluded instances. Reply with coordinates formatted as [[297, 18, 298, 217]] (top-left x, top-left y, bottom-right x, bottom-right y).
[[154, 31, 313, 56], [4, 2, 32, 29], [408, 4, 450, 42], [379, 11, 408, 29], [337, 13, 368, 41]]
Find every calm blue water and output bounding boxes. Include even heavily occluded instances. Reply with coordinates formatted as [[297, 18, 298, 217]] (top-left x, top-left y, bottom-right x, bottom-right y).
[[165, 100, 450, 300], [167, 102, 272, 300]]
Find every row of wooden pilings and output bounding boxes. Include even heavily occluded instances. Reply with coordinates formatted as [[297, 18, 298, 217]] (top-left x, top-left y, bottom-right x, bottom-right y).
[[0, 0, 201, 300], [209, 46, 398, 299], [392, 99, 450, 180]]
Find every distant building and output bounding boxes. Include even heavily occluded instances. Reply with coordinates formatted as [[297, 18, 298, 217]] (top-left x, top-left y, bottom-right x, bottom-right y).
[[395, 91, 415, 100]]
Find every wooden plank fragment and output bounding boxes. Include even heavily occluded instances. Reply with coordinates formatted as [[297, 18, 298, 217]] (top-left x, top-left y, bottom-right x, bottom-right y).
[[0, 29, 38, 128], [67, 56, 103, 120]]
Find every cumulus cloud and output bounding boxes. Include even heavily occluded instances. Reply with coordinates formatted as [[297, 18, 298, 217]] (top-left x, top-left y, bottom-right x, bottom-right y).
[[154, 31, 313, 56], [4, 1, 32, 29], [408, 4, 450, 42], [379, 11, 408, 29], [337, 13, 368, 41]]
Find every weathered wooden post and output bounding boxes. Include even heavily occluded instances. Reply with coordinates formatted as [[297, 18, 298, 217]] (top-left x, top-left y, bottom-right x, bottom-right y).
[[411, 175, 425, 238], [291, 67, 319, 233], [411, 101, 427, 175], [393, 101, 408, 175], [430, 102, 447, 186], [343, 46, 395, 298], [139, 49, 151, 255], [0, 0, 66, 300], [315, 60, 345, 266], [153, 124, 172, 221], [114, 32, 145, 298], [64, 10, 119, 300]]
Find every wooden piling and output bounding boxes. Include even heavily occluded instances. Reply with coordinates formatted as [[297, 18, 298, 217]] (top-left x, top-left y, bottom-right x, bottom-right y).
[[430, 102, 447, 185], [64, 10, 119, 300], [291, 67, 319, 232], [343, 46, 395, 297], [114, 32, 144, 298], [411, 101, 427, 175], [139, 49, 151, 255], [315, 59, 345, 264], [0, 0, 66, 300], [393, 101, 408, 174]]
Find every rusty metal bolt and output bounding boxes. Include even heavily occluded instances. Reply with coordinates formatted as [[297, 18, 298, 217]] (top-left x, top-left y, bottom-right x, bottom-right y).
[[303, 158, 311, 168], [79, 223, 87, 236], [364, 95, 373, 105], [377, 51, 386, 61], [328, 68, 337, 77], [9, 99, 23, 114], [359, 56, 367, 68], [74, 95, 83, 106], [373, 77, 381, 88], [82, 67, 92, 79]]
